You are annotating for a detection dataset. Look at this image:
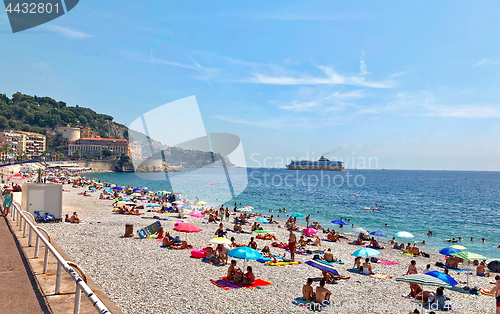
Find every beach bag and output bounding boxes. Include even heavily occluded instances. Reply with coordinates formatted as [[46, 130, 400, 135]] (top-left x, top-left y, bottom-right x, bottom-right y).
[[313, 254, 321, 260], [422, 252, 430, 258], [371, 257, 378, 263], [435, 262, 444, 267], [234, 272, 243, 283]]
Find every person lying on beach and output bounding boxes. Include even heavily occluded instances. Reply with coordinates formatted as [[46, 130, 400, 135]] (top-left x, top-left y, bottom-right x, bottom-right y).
[[170, 241, 189, 250], [227, 260, 239, 282], [303, 278, 315, 302], [369, 237, 383, 249], [233, 222, 244, 233], [322, 270, 350, 282], [415, 290, 435, 302], [230, 237, 246, 248], [240, 266, 256, 286], [66, 212, 80, 223], [78, 191, 91, 196], [257, 233, 277, 241], [477, 260, 491, 277]]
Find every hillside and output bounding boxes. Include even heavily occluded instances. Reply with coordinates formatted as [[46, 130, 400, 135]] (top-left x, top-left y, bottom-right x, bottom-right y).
[[0, 92, 234, 167]]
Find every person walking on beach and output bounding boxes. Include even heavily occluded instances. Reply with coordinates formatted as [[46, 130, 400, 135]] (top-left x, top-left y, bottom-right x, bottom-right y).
[[289, 229, 297, 262], [306, 215, 310, 228], [1, 186, 13, 217]]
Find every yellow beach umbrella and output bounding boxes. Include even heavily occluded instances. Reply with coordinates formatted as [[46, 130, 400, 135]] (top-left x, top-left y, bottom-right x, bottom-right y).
[[210, 237, 231, 245], [451, 245, 467, 250], [198, 201, 207, 205]]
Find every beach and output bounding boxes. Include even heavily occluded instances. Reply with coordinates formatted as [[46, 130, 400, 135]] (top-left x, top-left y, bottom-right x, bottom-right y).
[[40, 185, 497, 314]]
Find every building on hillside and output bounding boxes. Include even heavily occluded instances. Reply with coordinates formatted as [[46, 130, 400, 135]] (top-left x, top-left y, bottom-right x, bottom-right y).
[[129, 141, 142, 159], [0, 130, 46, 158], [56, 126, 81, 141], [68, 136, 129, 157], [80, 128, 96, 139]]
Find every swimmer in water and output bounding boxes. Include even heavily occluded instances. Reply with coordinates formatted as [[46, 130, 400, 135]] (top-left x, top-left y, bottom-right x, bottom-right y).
[[427, 231, 432, 236], [471, 237, 474, 241], [482, 238, 486, 243]]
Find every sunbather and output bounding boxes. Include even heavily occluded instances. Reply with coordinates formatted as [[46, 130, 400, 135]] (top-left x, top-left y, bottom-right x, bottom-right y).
[[240, 266, 256, 286], [354, 257, 362, 270], [170, 241, 189, 250], [315, 279, 331, 305], [369, 237, 383, 249], [302, 278, 315, 302], [155, 227, 164, 239], [362, 258, 374, 275], [227, 260, 240, 282]]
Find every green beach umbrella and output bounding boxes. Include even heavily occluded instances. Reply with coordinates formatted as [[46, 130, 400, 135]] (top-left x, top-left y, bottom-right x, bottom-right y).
[[451, 251, 487, 289], [396, 274, 451, 288]]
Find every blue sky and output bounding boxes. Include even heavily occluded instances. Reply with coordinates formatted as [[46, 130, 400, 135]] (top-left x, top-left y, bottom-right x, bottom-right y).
[[1, 1, 500, 170]]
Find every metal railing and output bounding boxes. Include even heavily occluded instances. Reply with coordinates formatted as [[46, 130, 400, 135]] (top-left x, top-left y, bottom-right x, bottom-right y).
[[10, 201, 111, 314]]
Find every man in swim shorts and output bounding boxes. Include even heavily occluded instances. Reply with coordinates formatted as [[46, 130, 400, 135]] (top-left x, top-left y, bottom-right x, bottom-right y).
[[476, 260, 490, 277], [289, 229, 297, 262]]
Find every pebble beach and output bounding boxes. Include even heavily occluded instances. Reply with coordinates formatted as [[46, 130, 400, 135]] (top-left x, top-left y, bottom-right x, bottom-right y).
[[40, 185, 498, 314]]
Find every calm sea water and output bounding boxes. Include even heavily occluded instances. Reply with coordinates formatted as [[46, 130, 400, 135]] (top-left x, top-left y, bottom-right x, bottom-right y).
[[88, 168, 500, 259]]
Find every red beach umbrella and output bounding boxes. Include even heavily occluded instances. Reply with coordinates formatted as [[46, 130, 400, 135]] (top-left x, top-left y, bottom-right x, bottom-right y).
[[8, 173, 26, 180], [173, 222, 201, 243], [173, 222, 201, 233]]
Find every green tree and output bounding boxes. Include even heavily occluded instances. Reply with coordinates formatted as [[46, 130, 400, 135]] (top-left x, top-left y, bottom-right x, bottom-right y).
[[0, 116, 7, 129], [101, 149, 113, 158], [72, 149, 81, 159]]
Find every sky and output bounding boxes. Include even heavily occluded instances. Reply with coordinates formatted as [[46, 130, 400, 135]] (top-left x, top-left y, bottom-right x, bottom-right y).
[[1, 1, 500, 170]]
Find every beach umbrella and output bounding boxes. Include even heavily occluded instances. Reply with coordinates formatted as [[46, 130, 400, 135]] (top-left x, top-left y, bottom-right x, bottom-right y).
[[351, 247, 381, 257], [7, 173, 26, 180], [146, 203, 161, 208], [253, 230, 274, 234], [256, 217, 268, 223], [396, 274, 451, 288], [173, 222, 201, 242], [290, 213, 305, 218], [173, 223, 201, 233], [112, 187, 122, 190], [487, 260, 500, 272], [393, 231, 414, 238], [303, 228, 319, 236], [425, 271, 459, 287], [189, 211, 204, 218], [210, 237, 231, 245], [331, 220, 348, 225], [450, 245, 467, 250], [89, 186, 96, 190], [228, 247, 262, 261], [244, 206, 254, 209], [370, 231, 387, 237], [439, 247, 461, 256], [132, 188, 142, 192], [119, 198, 131, 202], [173, 201, 183, 204], [353, 227, 368, 234], [451, 251, 487, 289], [237, 207, 252, 212], [197, 201, 207, 205], [104, 187, 113, 193], [181, 205, 192, 209]]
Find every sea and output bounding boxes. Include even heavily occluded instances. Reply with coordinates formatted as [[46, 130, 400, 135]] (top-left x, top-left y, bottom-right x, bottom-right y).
[[88, 168, 500, 260]]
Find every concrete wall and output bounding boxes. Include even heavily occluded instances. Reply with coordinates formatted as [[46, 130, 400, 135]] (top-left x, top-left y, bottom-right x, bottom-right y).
[[56, 127, 81, 142]]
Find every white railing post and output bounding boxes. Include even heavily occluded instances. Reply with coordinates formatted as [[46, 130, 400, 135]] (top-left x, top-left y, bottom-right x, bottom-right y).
[[28, 228, 33, 246], [23, 219, 27, 238], [55, 261, 62, 295], [43, 246, 49, 273], [74, 286, 82, 314], [34, 234, 40, 258]]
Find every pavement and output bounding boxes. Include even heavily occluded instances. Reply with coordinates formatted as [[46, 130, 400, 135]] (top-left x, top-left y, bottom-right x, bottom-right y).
[[0, 214, 51, 314]]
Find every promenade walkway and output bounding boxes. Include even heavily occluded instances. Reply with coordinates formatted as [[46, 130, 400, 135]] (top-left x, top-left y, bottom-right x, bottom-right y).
[[0, 215, 51, 314]]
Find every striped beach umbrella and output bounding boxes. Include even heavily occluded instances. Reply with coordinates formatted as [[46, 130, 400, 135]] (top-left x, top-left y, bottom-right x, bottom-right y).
[[396, 274, 451, 288]]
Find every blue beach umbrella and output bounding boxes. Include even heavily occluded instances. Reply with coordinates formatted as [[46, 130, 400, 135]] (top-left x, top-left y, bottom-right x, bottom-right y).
[[103, 187, 113, 193], [146, 203, 161, 208], [119, 198, 131, 202], [425, 271, 459, 287], [439, 247, 461, 256], [351, 247, 382, 257], [332, 220, 348, 225], [256, 217, 269, 224], [112, 187, 122, 190], [290, 213, 305, 218], [181, 205, 192, 209], [228, 247, 263, 267], [370, 231, 387, 237]]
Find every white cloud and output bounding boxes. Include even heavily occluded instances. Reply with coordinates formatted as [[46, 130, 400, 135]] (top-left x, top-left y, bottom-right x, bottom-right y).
[[46, 25, 93, 39], [247, 65, 393, 88], [474, 58, 500, 66], [279, 90, 364, 112], [423, 105, 500, 118]]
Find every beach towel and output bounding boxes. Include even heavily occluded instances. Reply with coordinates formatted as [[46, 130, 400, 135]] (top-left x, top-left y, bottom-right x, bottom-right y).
[[370, 274, 392, 279], [291, 297, 311, 306], [305, 260, 339, 275], [378, 260, 399, 265], [210, 277, 272, 290], [315, 259, 345, 266], [266, 261, 300, 266]]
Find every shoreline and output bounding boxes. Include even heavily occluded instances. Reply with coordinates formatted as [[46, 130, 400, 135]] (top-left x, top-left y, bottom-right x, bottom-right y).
[[39, 183, 498, 314]]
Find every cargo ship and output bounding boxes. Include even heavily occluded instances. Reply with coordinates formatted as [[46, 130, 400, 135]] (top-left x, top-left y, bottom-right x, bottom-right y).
[[286, 156, 345, 171]]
